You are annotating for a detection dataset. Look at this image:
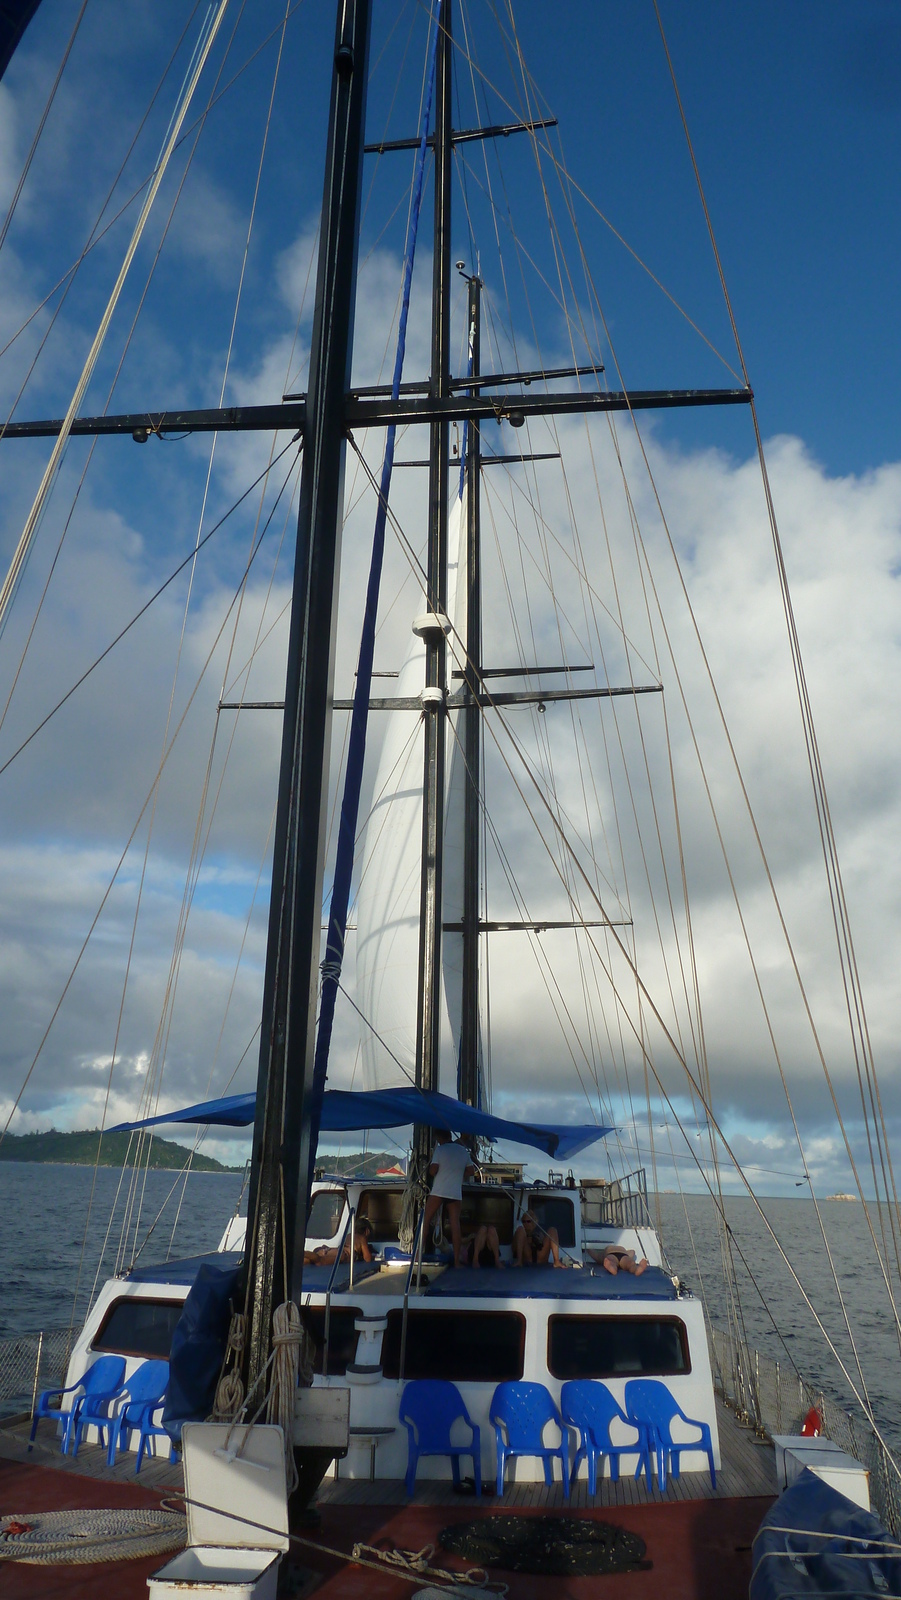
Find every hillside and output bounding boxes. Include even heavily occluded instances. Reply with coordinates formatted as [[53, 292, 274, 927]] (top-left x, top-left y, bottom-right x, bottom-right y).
[[315, 1152, 405, 1179], [0, 1128, 243, 1173]]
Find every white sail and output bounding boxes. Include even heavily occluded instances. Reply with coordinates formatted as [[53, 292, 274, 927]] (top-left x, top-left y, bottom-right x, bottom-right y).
[[356, 484, 467, 1092], [440, 476, 469, 1091]]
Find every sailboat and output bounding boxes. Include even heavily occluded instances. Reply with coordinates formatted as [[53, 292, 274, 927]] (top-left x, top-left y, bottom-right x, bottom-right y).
[[1, 2, 900, 1594]]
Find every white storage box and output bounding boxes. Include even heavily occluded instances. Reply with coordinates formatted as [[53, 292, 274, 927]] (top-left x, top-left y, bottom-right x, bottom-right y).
[[149, 1423, 289, 1600], [772, 1433, 870, 1512]]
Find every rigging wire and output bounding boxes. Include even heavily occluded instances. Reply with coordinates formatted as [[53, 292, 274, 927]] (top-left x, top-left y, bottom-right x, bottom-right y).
[[0, 446, 300, 1161], [0, 0, 91, 259], [0, 0, 231, 636]]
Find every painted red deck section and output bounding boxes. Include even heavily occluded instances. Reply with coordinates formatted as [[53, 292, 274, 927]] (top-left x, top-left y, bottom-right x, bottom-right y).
[[1, 1456, 773, 1599], [0, 1458, 175, 1598]]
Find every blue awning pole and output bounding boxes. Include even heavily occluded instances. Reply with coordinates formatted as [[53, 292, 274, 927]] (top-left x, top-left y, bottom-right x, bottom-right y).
[[308, 7, 441, 1190]]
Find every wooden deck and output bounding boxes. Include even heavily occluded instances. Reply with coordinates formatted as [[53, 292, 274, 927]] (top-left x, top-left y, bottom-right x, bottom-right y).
[[316, 1396, 777, 1508], [0, 1393, 776, 1505]]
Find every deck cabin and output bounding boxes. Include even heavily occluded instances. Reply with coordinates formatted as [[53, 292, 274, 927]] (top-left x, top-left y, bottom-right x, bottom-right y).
[[62, 1169, 719, 1483]]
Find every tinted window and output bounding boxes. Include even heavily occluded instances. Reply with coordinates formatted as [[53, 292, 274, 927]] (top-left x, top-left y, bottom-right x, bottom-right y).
[[460, 1189, 514, 1244], [383, 1310, 524, 1382], [307, 1190, 345, 1240], [300, 1307, 361, 1376], [358, 1188, 405, 1242], [93, 1298, 185, 1360], [548, 1315, 690, 1379], [528, 1195, 576, 1248]]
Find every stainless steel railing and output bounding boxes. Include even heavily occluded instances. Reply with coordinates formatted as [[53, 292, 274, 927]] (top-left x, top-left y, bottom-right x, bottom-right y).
[[710, 1323, 901, 1535]]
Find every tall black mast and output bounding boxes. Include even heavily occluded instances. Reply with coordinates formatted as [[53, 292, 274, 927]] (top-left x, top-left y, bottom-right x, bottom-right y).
[[241, 0, 372, 1397], [414, 0, 453, 1161], [458, 272, 481, 1106]]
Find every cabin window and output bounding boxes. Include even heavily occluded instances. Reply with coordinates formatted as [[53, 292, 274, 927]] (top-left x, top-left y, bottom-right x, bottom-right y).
[[92, 1297, 186, 1360], [527, 1194, 576, 1248], [459, 1188, 514, 1244], [547, 1315, 690, 1379], [299, 1307, 362, 1376], [358, 1187, 405, 1243], [382, 1310, 525, 1382], [307, 1189, 345, 1241]]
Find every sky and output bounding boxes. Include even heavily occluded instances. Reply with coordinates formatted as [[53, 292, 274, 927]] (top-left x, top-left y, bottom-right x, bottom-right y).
[[0, 1, 900, 1224]]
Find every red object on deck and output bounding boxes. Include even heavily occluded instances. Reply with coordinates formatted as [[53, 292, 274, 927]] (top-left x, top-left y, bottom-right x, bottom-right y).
[[800, 1407, 823, 1437]]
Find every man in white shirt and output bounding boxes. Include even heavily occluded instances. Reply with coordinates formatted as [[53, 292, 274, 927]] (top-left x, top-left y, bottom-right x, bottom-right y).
[[422, 1128, 474, 1267]]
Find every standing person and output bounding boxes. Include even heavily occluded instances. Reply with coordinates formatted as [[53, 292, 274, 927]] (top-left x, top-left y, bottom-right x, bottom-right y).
[[422, 1129, 474, 1267]]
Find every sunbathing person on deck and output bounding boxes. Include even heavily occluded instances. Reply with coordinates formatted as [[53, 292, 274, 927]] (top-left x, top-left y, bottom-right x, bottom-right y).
[[512, 1210, 562, 1267], [462, 1223, 503, 1268], [304, 1216, 374, 1265], [589, 1243, 648, 1276]]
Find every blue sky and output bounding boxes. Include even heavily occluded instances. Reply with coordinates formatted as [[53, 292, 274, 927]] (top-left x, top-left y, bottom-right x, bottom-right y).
[[0, 3, 900, 1204]]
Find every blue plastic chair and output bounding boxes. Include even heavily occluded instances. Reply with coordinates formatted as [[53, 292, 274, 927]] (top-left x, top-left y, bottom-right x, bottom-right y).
[[106, 1360, 174, 1472], [561, 1380, 653, 1492], [29, 1356, 126, 1455], [68, 1360, 133, 1458], [490, 1381, 569, 1498], [624, 1379, 716, 1491], [399, 1380, 481, 1497]]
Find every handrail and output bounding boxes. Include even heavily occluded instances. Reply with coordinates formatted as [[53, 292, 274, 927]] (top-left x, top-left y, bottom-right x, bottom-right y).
[[322, 1204, 355, 1379], [398, 1208, 427, 1385]]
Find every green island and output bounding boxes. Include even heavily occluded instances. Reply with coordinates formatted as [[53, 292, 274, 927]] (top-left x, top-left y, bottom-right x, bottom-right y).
[[0, 1129, 405, 1178], [0, 1128, 244, 1173]]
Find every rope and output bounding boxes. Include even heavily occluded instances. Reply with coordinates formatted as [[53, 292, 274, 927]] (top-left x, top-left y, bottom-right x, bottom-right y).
[[212, 1310, 247, 1422], [266, 1302, 310, 1496], [0, 1509, 186, 1565], [351, 1540, 498, 1591]]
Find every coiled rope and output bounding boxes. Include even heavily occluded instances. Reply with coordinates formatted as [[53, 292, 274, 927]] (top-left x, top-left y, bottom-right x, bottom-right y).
[[0, 1509, 186, 1565]]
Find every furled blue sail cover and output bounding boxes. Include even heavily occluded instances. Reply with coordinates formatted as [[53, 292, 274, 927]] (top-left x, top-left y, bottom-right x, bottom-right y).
[[0, 2, 42, 82], [111, 1086, 611, 1160], [162, 1260, 241, 1445], [750, 1468, 901, 1598]]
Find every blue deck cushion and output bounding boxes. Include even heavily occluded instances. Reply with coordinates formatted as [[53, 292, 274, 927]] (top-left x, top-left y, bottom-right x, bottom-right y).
[[424, 1265, 677, 1300], [126, 1251, 243, 1285], [296, 1261, 381, 1292]]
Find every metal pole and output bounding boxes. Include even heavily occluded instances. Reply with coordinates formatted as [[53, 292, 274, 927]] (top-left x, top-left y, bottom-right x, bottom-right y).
[[242, 0, 372, 1398], [414, 0, 452, 1169], [459, 273, 481, 1107], [30, 1330, 43, 1420]]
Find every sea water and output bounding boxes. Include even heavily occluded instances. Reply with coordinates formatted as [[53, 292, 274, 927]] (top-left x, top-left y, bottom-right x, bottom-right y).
[[2, 1164, 898, 1448]]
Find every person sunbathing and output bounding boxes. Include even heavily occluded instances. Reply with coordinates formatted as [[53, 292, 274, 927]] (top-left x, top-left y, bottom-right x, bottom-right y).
[[512, 1211, 562, 1267], [591, 1243, 648, 1276], [304, 1216, 374, 1265], [461, 1223, 503, 1268]]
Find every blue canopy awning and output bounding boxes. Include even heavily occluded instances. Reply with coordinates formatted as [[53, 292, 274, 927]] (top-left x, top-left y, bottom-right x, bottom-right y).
[[110, 1085, 611, 1161]]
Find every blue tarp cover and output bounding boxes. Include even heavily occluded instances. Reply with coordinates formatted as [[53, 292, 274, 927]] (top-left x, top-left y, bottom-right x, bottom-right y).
[[111, 1085, 611, 1160], [423, 1264, 678, 1300], [161, 1261, 241, 1445], [750, 1468, 901, 1598]]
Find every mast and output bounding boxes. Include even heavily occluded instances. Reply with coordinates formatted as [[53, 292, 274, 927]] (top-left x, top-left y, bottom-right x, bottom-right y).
[[458, 271, 481, 1106], [241, 0, 371, 1397], [414, 0, 452, 1163]]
